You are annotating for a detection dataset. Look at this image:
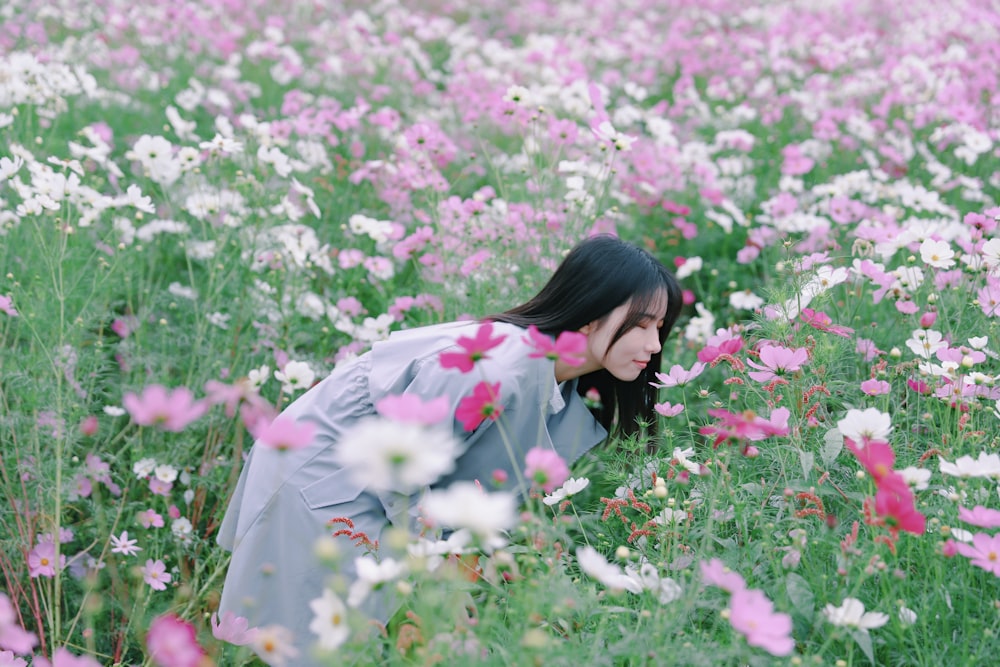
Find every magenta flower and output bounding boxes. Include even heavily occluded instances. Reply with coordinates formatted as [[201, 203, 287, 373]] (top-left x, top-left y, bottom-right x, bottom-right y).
[[524, 447, 569, 493], [958, 505, 1000, 529], [375, 393, 450, 425], [1, 592, 39, 654], [455, 381, 504, 431], [123, 385, 207, 432], [844, 438, 897, 486], [746, 407, 790, 442], [729, 588, 795, 656], [800, 308, 854, 337], [700, 408, 789, 448], [523, 326, 587, 366], [439, 322, 507, 373], [746, 345, 809, 382], [252, 415, 317, 451], [860, 379, 891, 396], [141, 559, 172, 591], [700, 558, 746, 593], [210, 611, 258, 646], [650, 362, 706, 388], [146, 613, 207, 667], [27, 542, 62, 578], [954, 533, 1000, 576]]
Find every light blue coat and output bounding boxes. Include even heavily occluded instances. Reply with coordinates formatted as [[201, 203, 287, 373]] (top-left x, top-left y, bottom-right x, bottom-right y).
[[217, 321, 606, 662]]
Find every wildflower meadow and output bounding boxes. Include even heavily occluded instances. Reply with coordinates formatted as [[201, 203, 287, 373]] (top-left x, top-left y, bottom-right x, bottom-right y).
[[3, 0, 1000, 665]]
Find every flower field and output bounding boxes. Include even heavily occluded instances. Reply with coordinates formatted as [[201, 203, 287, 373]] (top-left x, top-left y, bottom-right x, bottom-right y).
[[2, 0, 1000, 665]]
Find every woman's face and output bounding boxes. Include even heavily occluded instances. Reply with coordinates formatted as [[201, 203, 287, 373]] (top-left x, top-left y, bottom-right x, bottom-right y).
[[579, 294, 667, 381]]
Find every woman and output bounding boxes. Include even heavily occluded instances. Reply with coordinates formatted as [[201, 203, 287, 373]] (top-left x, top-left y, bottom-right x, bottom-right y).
[[217, 234, 682, 662]]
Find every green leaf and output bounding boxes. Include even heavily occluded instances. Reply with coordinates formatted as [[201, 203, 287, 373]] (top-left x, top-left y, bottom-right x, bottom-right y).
[[821, 427, 843, 467], [785, 572, 814, 617]]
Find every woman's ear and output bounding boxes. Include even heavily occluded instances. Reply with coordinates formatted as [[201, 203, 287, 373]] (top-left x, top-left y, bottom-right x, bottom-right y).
[[578, 322, 593, 335]]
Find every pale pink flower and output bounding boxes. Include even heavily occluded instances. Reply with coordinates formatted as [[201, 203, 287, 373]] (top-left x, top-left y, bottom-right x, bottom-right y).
[[700, 558, 746, 593], [958, 506, 1000, 529], [1, 592, 39, 653], [252, 415, 317, 451], [211, 611, 258, 646], [109, 531, 141, 557], [375, 393, 450, 425], [145, 613, 207, 667], [123, 385, 206, 432], [746, 407, 791, 442], [0, 650, 27, 666], [524, 447, 569, 493], [27, 543, 62, 578], [953, 533, 1000, 576], [0, 296, 18, 319], [654, 402, 684, 417], [650, 362, 706, 388], [36, 648, 101, 667], [138, 509, 164, 529], [141, 559, 171, 591], [860, 379, 891, 396], [729, 588, 795, 656], [746, 345, 809, 382]]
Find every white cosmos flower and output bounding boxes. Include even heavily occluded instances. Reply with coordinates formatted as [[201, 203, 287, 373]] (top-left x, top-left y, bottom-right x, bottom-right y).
[[274, 360, 315, 394], [981, 239, 1000, 271], [309, 589, 350, 650], [897, 466, 931, 490], [836, 408, 892, 443], [919, 238, 956, 269], [333, 417, 460, 494], [624, 562, 683, 603], [543, 477, 590, 506], [822, 597, 889, 631], [421, 482, 517, 547], [939, 452, 1000, 479], [906, 329, 947, 360], [576, 546, 642, 594], [347, 556, 406, 608]]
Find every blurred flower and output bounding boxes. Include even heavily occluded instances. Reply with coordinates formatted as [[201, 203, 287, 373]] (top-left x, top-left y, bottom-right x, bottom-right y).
[[524, 448, 569, 493], [576, 546, 642, 593], [700, 558, 746, 593], [421, 482, 516, 547], [0, 650, 26, 666], [252, 415, 317, 451], [35, 648, 101, 667], [109, 531, 141, 557], [0, 296, 18, 318], [347, 556, 406, 608], [860, 379, 890, 395], [650, 362, 706, 388], [141, 559, 171, 591], [899, 606, 918, 626], [250, 625, 298, 667], [654, 401, 684, 417], [591, 121, 636, 151], [375, 393, 450, 425], [333, 417, 459, 494], [455, 381, 504, 431], [700, 408, 789, 448], [957, 505, 1000, 529], [146, 614, 206, 667], [439, 322, 507, 373], [822, 597, 889, 631], [211, 611, 257, 646], [309, 589, 350, 650], [27, 543, 62, 578], [939, 452, 1000, 478], [123, 385, 206, 432], [897, 466, 931, 491], [0, 592, 38, 653], [953, 533, 1000, 576], [523, 326, 587, 366], [729, 588, 795, 656], [138, 509, 164, 529]]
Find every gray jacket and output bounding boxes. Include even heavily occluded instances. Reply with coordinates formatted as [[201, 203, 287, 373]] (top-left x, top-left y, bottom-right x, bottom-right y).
[[217, 321, 606, 663]]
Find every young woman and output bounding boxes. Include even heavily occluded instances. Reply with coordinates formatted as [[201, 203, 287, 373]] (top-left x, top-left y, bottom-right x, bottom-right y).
[[217, 234, 682, 662]]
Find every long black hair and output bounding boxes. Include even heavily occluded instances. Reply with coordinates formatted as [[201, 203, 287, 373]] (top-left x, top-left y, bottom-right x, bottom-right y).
[[489, 234, 682, 439]]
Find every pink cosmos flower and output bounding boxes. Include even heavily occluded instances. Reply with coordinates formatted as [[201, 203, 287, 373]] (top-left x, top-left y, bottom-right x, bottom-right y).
[[860, 379, 891, 396], [958, 505, 1000, 529], [523, 326, 587, 366], [27, 542, 62, 578], [141, 559, 172, 591], [439, 322, 507, 373], [650, 362, 706, 388], [697, 334, 744, 364], [700, 558, 746, 593], [746, 345, 809, 382], [375, 393, 450, 425], [0, 295, 18, 317], [700, 408, 790, 448], [953, 533, 1000, 576], [123, 385, 207, 432], [455, 381, 504, 431], [800, 308, 854, 337], [149, 479, 172, 497], [746, 408, 791, 442], [138, 509, 164, 529], [845, 439, 898, 487], [211, 611, 258, 646], [523, 447, 569, 493], [146, 614, 207, 667], [252, 416, 317, 451], [874, 483, 926, 536], [35, 648, 102, 667], [1, 593, 39, 654], [0, 650, 27, 666], [729, 588, 795, 656], [109, 531, 141, 557], [654, 402, 684, 417]]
